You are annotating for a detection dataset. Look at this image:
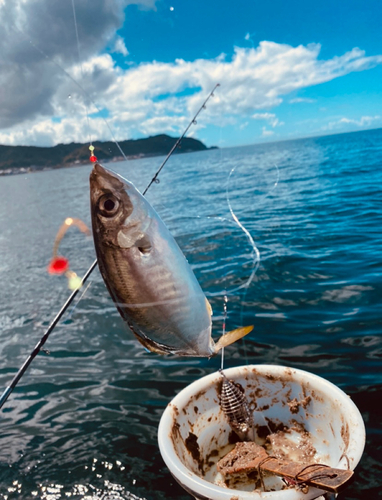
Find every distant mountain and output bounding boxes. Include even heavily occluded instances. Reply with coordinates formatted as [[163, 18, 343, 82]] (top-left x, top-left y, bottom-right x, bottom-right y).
[[0, 134, 215, 175]]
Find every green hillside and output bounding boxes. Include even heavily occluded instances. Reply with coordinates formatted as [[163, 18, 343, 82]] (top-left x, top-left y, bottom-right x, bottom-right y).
[[0, 134, 212, 174]]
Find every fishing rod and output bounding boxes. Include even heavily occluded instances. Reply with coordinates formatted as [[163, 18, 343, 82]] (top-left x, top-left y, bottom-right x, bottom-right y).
[[0, 83, 220, 411], [143, 83, 220, 195]]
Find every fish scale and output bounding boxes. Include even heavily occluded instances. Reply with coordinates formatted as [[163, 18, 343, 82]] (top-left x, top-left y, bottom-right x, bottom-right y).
[[128, 252, 196, 330], [110, 249, 196, 348]]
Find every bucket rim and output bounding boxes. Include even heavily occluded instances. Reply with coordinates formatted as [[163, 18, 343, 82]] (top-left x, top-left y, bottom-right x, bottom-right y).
[[158, 364, 365, 500]]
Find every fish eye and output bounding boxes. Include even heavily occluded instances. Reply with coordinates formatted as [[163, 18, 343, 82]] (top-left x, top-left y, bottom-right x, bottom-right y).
[[98, 194, 120, 217]]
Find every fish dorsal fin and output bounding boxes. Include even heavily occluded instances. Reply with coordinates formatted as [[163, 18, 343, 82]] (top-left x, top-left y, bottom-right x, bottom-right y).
[[214, 325, 253, 353]]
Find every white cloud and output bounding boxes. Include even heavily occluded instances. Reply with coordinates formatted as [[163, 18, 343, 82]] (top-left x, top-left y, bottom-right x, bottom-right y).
[[261, 127, 274, 137], [340, 116, 381, 126], [1, 2, 382, 148], [289, 97, 316, 103], [252, 112, 282, 127], [324, 115, 381, 131], [113, 36, 129, 57], [0, 0, 156, 132], [63, 44, 382, 142]]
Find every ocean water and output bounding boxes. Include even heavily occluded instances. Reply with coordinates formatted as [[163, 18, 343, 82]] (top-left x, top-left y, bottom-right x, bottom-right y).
[[0, 128, 381, 499]]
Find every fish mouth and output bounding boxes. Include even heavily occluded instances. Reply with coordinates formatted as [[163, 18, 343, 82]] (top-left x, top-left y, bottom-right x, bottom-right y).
[[92, 162, 108, 176], [90, 163, 126, 196]]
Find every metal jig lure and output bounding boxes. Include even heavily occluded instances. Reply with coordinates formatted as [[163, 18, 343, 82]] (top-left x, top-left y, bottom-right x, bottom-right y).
[[219, 369, 254, 441]]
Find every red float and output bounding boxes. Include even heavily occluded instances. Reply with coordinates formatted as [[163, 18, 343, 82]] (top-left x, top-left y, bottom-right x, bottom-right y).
[[47, 256, 69, 275]]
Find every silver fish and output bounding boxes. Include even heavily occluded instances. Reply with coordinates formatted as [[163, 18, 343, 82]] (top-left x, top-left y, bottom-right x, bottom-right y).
[[90, 163, 252, 357]]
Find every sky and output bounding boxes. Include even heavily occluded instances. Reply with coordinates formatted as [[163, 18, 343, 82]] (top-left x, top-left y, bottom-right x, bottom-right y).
[[0, 0, 381, 148]]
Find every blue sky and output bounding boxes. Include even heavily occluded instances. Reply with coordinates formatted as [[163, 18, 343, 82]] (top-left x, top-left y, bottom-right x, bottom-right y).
[[0, 0, 381, 147], [119, 0, 380, 62]]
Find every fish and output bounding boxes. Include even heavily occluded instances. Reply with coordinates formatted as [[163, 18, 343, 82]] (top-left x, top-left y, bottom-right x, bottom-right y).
[[89, 163, 253, 357]]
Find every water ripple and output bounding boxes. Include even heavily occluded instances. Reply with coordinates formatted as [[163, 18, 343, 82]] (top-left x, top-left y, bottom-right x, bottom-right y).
[[0, 130, 381, 498]]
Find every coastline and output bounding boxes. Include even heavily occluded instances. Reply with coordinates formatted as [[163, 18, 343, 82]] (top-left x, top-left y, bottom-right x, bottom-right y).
[[0, 134, 215, 176], [0, 152, 148, 177]]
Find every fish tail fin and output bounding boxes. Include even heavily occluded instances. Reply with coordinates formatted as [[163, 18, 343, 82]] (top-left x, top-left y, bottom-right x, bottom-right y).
[[214, 325, 253, 353]]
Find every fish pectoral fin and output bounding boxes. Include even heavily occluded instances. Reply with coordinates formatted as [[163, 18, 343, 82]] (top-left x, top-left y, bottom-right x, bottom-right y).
[[214, 325, 253, 353]]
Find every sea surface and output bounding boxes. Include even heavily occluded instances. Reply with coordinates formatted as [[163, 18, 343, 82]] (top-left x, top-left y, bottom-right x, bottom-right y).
[[0, 128, 381, 499]]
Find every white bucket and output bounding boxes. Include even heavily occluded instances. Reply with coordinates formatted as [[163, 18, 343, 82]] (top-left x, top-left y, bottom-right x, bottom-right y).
[[158, 365, 365, 500]]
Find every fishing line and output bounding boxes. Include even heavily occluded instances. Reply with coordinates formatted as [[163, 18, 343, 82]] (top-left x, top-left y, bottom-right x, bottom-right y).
[[173, 170, 262, 301], [272, 164, 280, 191], [66, 281, 93, 321], [221, 162, 279, 367], [71, 0, 92, 147], [143, 84, 220, 196], [220, 294, 228, 370], [0, 84, 220, 410], [167, 214, 257, 298], [222, 163, 279, 435], [218, 126, 229, 371], [222, 161, 280, 296], [219, 167, 260, 368], [8, 23, 129, 162], [226, 166, 261, 294], [226, 167, 258, 368]]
